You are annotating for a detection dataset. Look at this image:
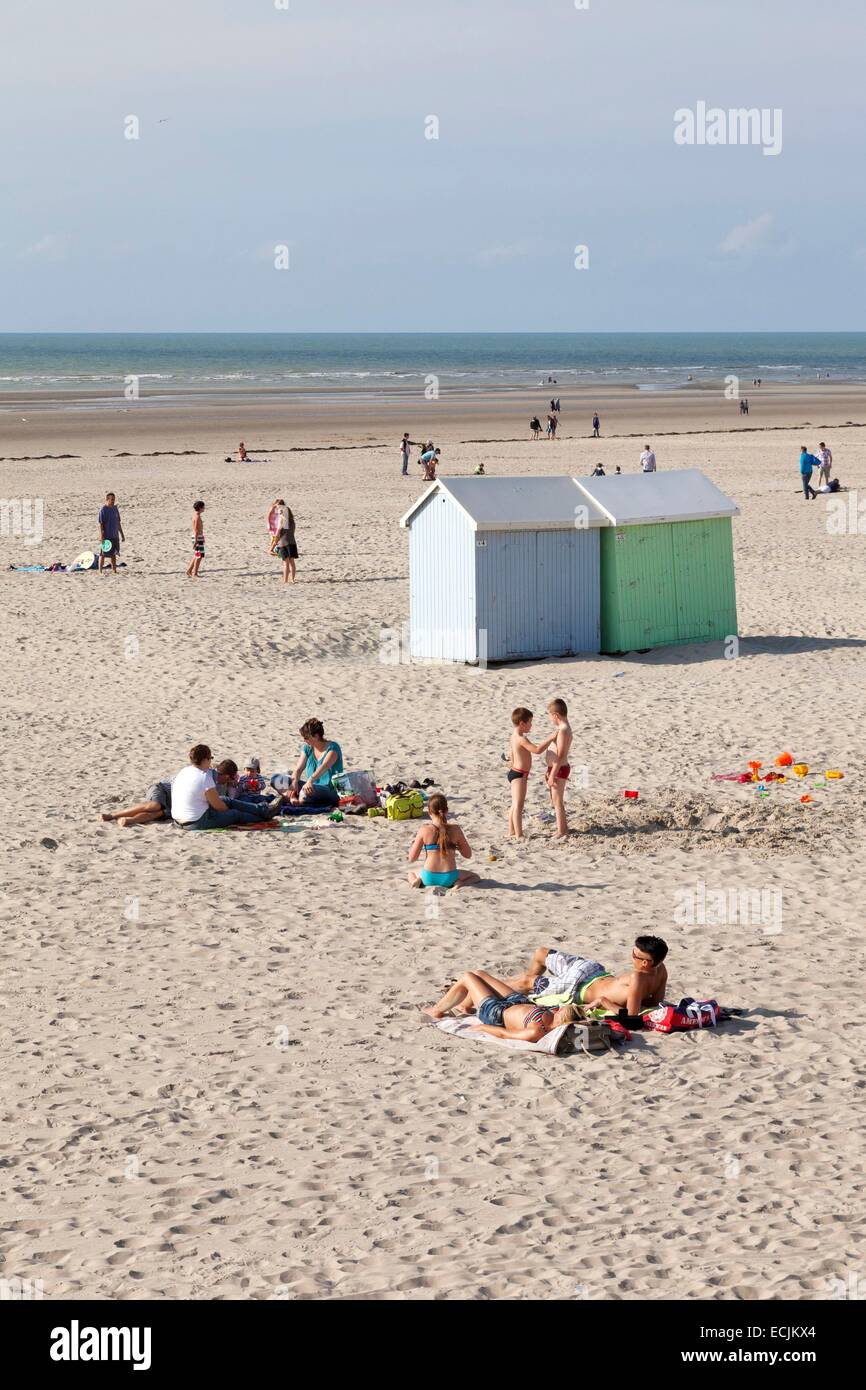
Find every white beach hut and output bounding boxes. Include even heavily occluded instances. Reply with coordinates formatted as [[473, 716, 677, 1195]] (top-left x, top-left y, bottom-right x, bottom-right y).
[[399, 476, 607, 663]]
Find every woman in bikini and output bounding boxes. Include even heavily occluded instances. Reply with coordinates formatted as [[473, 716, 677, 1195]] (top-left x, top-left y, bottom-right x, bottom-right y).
[[407, 793, 480, 891], [423, 969, 577, 1040]]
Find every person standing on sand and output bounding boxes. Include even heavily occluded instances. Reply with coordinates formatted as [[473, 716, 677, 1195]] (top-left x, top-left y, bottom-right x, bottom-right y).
[[640, 444, 657, 472], [592, 412, 600, 437], [544, 697, 573, 839], [186, 500, 205, 577], [799, 446, 819, 500], [547, 414, 558, 440], [817, 442, 833, 487], [400, 432, 421, 476], [530, 416, 542, 440], [274, 501, 298, 583], [98, 492, 124, 573], [238, 441, 248, 461]]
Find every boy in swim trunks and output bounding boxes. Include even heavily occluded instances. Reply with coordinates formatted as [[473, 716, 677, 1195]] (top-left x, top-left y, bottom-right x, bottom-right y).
[[186, 500, 205, 578], [544, 697, 573, 838], [422, 969, 577, 1041], [507, 706, 555, 839]]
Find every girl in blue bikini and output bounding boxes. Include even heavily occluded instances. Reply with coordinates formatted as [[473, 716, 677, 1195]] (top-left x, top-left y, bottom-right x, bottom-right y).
[[407, 793, 480, 891]]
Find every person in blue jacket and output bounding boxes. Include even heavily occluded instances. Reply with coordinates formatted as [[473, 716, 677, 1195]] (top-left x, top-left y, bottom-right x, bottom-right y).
[[799, 445, 819, 500]]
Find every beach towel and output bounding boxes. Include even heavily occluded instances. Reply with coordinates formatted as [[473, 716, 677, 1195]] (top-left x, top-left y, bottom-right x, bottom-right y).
[[432, 1013, 573, 1056]]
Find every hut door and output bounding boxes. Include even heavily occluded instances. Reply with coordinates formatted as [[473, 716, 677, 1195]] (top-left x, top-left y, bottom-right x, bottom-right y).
[[536, 532, 571, 652]]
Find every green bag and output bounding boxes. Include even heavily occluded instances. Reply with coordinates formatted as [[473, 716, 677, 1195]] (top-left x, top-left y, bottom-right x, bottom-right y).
[[385, 790, 424, 820]]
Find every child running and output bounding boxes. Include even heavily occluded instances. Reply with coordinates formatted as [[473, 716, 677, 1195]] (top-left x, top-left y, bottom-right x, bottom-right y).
[[407, 793, 480, 891], [423, 970, 577, 1040], [186, 500, 205, 578], [544, 697, 573, 838], [507, 706, 554, 839]]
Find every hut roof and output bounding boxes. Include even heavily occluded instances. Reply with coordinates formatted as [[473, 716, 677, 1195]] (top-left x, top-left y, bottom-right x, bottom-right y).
[[572, 469, 739, 526], [399, 476, 607, 531]]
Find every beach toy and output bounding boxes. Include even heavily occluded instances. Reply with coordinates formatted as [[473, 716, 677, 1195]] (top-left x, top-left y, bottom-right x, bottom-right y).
[[758, 791, 770, 798], [623, 790, 639, 800], [757, 783, 767, 792], [748, 761, 762, 780], [792, 764, 809, 779], [775, 752, 793, 767], [825, 770, 844, 780], [488, 853, 498, 862], [328, 810, 343, 823], [100, 538, 113, 553], [71, 550, 96, 571], [800, 795, 812, 804]]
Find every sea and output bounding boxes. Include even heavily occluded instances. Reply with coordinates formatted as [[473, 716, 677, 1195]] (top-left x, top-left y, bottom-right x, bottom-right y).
[[0, 333, 864, 405]]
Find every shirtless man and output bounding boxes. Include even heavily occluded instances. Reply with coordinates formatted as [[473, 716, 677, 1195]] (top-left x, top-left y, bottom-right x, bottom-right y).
[[507, 706, 554, 839], [544, 697, 573, 838], [514, 939, 668, 1014]]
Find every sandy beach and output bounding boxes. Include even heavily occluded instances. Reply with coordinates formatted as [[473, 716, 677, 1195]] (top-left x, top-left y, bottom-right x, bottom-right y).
[[2, 383, 865, 1301]]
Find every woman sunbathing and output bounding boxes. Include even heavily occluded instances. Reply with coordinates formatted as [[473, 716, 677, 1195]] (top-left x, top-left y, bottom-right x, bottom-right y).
[[407, 793, 480, 890], [423, 969, 576, 1041]]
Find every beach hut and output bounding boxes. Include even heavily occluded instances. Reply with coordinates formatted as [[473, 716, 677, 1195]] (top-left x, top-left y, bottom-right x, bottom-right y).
[[572, 469, 739, 653], [399, 476, 607, 663]]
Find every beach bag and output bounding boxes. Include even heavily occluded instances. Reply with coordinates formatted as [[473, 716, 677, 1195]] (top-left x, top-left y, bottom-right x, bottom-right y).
[[642, 998, 721, 1033], [386, 789, 424, 820], [332, 770, 378, 807], [562, 1020, 620, 1056]]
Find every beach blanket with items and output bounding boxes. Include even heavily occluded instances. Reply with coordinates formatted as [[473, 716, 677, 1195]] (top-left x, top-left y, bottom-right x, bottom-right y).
[[712, 750, 845, 805], [432, 997, 740, 1058]]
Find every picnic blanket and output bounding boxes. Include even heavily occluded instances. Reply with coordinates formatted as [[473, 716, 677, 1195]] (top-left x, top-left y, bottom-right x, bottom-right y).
[[432, 1013, 572, 1056]]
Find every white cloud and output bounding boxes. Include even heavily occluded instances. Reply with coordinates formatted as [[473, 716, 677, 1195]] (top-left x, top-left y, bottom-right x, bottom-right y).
[[719, 213, 773, 255], [19, 233, 69, 263]]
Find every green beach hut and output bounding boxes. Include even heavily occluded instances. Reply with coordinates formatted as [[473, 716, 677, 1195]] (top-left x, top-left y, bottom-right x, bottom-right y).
[[572, 469, 739, 654]]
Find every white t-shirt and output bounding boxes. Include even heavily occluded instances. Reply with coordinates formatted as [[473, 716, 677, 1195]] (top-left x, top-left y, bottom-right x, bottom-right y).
[[640, 450, 657, 472], [171, 765, 216, 822]]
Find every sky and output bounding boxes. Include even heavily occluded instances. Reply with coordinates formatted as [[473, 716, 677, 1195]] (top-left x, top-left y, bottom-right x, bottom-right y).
[[2, 0, 864, 331]]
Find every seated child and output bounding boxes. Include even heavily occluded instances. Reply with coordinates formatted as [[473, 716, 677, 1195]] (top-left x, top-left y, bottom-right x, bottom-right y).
[[236, 757, 267, 801], [423, 969, 576, 1041], [407, 793, 480, 891]]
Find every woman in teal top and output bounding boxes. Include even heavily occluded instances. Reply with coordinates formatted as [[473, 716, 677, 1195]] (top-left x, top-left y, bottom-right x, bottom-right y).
[[287, 718, 344, 807]]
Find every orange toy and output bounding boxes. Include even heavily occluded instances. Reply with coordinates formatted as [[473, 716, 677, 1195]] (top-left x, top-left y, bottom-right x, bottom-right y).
[[748, 760, 763, 781], [792, 764, 809, 778], [775, 752, 793, 767], [800, 794, 812, 804]]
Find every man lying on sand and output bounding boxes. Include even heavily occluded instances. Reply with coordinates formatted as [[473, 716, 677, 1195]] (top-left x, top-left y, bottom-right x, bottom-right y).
[[101, 780, 171, 827], [423, 971, 577, 1041], [428, 938, 668, 1018]]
